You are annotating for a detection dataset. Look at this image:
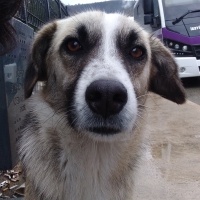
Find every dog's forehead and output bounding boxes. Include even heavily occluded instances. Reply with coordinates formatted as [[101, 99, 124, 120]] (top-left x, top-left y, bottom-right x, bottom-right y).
[[54, 11, 147, 49]]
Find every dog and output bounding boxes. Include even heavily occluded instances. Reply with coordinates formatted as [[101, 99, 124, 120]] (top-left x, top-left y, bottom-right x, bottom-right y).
[[19, 11, 185, 200]]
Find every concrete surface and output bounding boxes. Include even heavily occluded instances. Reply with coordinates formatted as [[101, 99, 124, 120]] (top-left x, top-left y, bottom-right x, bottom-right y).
[[183, 77, 200, 105], [133, 93, 200, 200]]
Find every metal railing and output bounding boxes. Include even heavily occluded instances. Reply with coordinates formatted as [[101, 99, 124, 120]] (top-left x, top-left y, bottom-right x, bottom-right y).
[[15, 0, 68, 30]]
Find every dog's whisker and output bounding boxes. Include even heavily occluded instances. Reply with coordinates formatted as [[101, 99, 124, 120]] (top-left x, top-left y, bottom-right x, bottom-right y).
[[54, 116, 66, 132], [136, 112, 147, 123], [136, 93, 150, 99], [137, 104, 149, 111], [40, 105, 76, 127]]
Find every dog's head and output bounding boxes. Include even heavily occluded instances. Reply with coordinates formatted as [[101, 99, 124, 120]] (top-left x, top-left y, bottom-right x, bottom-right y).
[[25, 11, 185, 140]]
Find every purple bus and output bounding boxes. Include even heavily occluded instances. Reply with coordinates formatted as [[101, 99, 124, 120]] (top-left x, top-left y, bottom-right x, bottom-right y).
[[134, 0, 200, 78]]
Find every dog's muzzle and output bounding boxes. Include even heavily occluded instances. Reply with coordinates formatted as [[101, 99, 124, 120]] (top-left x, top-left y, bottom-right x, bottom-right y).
[[85, 79, 127, 134]]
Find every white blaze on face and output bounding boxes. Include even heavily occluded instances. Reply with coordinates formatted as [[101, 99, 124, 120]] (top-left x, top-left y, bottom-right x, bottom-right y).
[[74, 13, 138, 135]]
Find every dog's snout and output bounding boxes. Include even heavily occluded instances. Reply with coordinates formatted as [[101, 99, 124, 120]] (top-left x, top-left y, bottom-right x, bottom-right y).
[[85, 79, 127, 118]]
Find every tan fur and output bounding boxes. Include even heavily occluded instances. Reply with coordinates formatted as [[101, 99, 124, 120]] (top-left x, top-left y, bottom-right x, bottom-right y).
[[19, 11, 185, 200]]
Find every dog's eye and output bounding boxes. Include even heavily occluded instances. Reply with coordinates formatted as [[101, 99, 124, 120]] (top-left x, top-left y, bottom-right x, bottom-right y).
[[130, 47, 144, 59], [66, 39, 82, 52]]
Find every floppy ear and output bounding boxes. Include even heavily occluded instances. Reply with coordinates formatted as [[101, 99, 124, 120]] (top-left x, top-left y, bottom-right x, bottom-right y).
[[24, 22, 57, 98], [149, 37, 186, 104]]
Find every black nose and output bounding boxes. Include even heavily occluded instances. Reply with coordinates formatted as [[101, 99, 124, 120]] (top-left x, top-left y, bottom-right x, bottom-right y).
[[85, 79, 127, 118]]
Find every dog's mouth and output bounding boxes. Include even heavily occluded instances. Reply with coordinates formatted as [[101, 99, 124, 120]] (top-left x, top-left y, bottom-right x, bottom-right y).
[[87, 127, 121, 135]]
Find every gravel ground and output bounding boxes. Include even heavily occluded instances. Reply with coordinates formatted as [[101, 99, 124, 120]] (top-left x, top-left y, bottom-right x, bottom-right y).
[[0, 163, 24, 198]]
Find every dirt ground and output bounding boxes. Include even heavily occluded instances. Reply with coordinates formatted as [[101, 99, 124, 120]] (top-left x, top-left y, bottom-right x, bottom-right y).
[[133, 93, 200, 200]]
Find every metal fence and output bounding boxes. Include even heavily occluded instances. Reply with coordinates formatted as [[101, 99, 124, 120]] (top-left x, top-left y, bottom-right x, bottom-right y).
[[0, 0, 68, 171], [15, 0, 69, 30]]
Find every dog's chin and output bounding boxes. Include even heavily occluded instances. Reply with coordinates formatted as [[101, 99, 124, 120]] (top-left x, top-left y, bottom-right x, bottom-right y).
[[87, 127, 121, 135], [82, 126, 134, 142]]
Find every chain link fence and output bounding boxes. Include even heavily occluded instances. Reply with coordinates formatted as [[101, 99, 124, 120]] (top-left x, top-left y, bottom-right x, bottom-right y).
[[15, 0, 68, 30]]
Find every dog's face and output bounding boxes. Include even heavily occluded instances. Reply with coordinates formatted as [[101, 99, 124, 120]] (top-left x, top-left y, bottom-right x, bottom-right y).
[[25, 11, 185, 140]]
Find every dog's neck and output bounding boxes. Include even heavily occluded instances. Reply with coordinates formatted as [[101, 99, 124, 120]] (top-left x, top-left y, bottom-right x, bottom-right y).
[[59, 134, 141, 199], [24, 95, 144, 200]]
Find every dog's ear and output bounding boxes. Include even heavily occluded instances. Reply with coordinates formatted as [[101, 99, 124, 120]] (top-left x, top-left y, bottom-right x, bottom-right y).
[[149, 37, 186, 104], [24, 22, 57, 98]]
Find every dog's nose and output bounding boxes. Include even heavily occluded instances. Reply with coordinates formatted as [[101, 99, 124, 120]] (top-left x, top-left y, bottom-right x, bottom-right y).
[[85, 79, 127, 118]]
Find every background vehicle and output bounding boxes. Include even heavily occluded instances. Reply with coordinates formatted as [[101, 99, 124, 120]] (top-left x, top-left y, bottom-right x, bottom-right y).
[[134, 0, 200, 78]]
